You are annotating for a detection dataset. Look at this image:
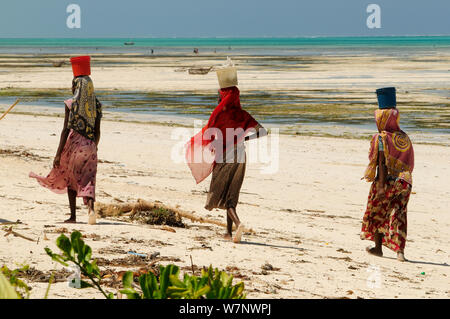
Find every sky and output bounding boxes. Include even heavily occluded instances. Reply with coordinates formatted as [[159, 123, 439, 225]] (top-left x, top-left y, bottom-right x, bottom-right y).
[[0, 0, 449, 37]]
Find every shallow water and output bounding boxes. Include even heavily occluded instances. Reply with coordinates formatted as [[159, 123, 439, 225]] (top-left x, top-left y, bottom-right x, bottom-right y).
[[1, 88, 449, 143]]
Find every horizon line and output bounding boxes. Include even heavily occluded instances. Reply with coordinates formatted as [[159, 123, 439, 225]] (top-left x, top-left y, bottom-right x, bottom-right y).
[[1, 34, 449, 40]]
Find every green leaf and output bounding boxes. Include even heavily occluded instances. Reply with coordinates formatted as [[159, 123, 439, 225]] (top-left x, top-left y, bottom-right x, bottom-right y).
[[234, 283, 244, 297], [91, 263, 101, 278], [122, 271, 134, 289], [45, 248, 69, 267], [79, 280, 94, 289], [119, 288, 141, 299], [159, 265, 179, 298], [44, 247, 55, 258], [167, 292, 187, 299], [84, 262, 93, 275], [56, 235, 73, 258], [0, 272, 19, 299], [44, 272, 54, 299], [169, 274, 185, 288], [70, 231, 83, 246], [194, 285, 210, 299], [83, 245, 92, 263], [71, 234, 85, 262], [166, 286, 189, 299], [153, 290, 163, 299], [139, 273, 158, 299], [166, 286, 187, 293]]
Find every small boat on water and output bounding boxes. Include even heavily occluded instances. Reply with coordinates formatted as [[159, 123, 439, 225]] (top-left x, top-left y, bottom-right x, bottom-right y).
[[52, 61, 65, 67], [188, 66, 213, 75], [124, 42, 135, 46]]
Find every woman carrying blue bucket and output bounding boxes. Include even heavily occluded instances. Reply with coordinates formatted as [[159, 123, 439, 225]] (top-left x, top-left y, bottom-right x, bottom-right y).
[[361, 87, 415, 262]]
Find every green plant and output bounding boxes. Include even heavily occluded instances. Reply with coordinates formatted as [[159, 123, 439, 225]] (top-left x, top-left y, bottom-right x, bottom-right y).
[[44, 272, 55, 299], [0, 265, 31, 298], [120, 264, 180, 299], [203, 266, 246, 299], [167, 269, 211, 299], [121, 265, 246, 299], [45, 231, 114, 299], [45, 230, 246, 300]]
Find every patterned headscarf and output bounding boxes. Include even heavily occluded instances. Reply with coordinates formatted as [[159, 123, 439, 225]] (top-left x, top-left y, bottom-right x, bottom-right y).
[[67, 76, 102, 140], [364, 108, 414, 185]]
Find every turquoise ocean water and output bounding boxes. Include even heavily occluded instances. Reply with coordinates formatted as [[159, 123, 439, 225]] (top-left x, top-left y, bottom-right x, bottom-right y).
[[0, 36, 449, 54]]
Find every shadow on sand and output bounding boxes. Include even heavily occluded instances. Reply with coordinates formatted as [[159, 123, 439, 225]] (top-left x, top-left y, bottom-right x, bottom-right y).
[[54, 221, 131, 226], [0, 218, 20, 224], [239, 240, 305, 251], [382, 256, 449, 267]]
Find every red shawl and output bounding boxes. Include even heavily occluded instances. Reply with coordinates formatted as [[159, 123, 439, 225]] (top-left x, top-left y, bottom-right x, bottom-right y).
[[185, 86, 258, 184], [364, 108, 414, 185]]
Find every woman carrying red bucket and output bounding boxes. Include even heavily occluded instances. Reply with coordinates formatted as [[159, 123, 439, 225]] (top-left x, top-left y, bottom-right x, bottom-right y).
[[30, 56, 103, 224]]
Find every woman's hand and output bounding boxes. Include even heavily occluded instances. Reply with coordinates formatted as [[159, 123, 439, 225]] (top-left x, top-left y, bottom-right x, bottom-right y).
[[53, 154, 61, 168], [245, 124, 267, 141]]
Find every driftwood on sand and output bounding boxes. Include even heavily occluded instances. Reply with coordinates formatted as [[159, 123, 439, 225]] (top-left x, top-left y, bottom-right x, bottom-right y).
[[0, 99, 20, 121], [94, 199, 255, 234], [3, 226, 35, 242]]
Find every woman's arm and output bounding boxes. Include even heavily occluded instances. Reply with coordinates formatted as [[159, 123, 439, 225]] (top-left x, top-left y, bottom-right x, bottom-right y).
[[244, 123, 268, 142], [377, 150, 387, 196], [94, 98, 102, 147], [53, 105, 70, 168], [94, 116, 101, 147]]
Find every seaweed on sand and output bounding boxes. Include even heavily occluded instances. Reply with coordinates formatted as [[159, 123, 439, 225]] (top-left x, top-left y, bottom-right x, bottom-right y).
[[95, 199, 185, 228], [130, 206, 185, 228]]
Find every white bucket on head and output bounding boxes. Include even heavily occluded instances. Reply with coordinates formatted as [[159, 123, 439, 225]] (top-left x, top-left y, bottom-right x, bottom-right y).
[[216, 57, 238, 88]]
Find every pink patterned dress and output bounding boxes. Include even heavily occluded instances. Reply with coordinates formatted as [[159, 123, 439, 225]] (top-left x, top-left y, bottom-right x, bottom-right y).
[[29, 99, 98, 205]]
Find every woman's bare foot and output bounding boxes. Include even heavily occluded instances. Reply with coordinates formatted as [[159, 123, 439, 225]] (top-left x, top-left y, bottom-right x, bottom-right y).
[[233, 224, 244, 243], [88, 207, 96, 225], [64, 218, 76, 223], [366, 246, 383, 257], [397, 251, 406, 262], [223, 233, 232, 241]]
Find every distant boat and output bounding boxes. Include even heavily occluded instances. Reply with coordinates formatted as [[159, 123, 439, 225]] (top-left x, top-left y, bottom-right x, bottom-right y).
[[52, 61, 65, 67], [124, 42, 135, 46], [188, 66, 213, 75]]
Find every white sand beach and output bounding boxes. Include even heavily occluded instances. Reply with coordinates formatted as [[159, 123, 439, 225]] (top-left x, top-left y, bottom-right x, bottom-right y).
[[0, 54, 449, 299]]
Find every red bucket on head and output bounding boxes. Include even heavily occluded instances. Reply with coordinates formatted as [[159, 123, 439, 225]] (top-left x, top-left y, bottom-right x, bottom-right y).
[[70, 56, 91, 77]]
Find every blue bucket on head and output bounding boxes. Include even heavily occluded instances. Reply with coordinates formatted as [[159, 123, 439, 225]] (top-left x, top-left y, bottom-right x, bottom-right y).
[[376, 87, 396, 109]]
